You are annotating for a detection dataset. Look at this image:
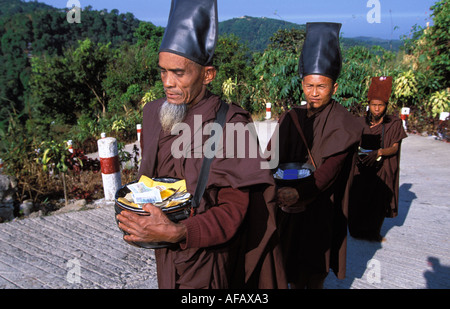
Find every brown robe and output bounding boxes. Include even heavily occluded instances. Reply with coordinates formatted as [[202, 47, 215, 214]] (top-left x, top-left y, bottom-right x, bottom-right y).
[[348, 115, 407, 239], [138, 91, 287, 289], [273, 101, 363, 281]]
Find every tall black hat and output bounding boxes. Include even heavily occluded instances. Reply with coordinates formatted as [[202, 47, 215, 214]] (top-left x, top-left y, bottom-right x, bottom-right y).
[[299, 22, 342, 81], [159, 0, 218, 66]]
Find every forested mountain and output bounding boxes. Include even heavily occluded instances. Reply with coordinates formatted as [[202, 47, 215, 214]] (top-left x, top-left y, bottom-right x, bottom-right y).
[[219, 16, 306, 52], [219, 15, 403, 52], [0, 0, 142, 123], [0, 0, 52, 16], [0, 1, 405, 125]]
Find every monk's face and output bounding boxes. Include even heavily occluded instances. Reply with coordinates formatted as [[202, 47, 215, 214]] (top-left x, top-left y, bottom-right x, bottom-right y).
[[158, 52, 216, 106], [369, 99, 387, 120], [302, 75, 338, 111]]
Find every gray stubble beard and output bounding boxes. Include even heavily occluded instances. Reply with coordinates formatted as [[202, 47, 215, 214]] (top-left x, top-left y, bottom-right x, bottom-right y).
[[159, 100, 188, 133]]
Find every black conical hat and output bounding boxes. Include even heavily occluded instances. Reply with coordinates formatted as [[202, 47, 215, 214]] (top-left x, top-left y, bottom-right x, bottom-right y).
[[299, 22, 342, 81], [159, 0, 218, 66]]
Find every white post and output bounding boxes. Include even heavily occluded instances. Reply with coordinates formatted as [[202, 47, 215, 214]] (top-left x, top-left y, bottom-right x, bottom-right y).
[[136, 124, 142, 142], [97, 137, 122, 201], [401, 107, 411, 132], [101, 132, 106, 139], [0, 158, 3, 174], [67, 140, 73, 153], [265, 103, 272, 120]]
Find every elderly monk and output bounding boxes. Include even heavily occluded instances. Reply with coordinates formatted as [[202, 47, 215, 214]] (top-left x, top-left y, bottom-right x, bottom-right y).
[[272, 22, 363, 289], [348, 76, 407, 242], [116, 0, 286, 289]]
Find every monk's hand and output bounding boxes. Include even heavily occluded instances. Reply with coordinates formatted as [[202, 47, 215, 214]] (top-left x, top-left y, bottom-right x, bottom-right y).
[[361, 150, 381, 168], [116, 204, 186, 244], [277, 187, 309, 214], [277, 187, 299, 208]]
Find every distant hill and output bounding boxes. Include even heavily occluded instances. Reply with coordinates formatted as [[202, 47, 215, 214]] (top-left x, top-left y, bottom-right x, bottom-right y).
[[219, 16, 403, 52], [341, 36, 404, 52], [219, 16, 306, 52], [0, 0, 53, 16]]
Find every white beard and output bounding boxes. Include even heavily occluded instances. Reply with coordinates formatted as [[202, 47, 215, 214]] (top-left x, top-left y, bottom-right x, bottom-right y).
[[159, 100, 188, 133]]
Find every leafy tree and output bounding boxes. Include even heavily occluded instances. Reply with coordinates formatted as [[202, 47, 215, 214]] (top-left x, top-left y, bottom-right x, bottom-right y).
[[71, 38, 113, 117], [268, 28, 306, 54], [104, 23, 163, 113], [0, 1, 142, 125], [29, 39, 112, 129], [134, 21, 164, 48], [417, 0, 449, 88], [211, 34, 253, 107], [37, 140, 71, 206], [252, 48, 301, 114], [427, 89, 450, 118], [393, 69, 419, 108], [0, 11, 33, 120], [335, 46, 374, 112]]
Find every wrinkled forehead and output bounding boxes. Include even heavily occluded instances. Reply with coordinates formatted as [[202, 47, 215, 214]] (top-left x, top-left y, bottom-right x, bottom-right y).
[[159, 51, 202, 71]]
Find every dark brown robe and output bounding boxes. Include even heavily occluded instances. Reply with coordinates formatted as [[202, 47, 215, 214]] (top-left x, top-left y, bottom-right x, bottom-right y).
[[348, 115, 407, 240], [138, 91, 287, 289], [272, 101, 363, 281]]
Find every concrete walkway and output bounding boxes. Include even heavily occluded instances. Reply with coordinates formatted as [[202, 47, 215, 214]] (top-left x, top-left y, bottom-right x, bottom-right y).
[[325, 134, 450, 289], [0, 130, 449, 289]]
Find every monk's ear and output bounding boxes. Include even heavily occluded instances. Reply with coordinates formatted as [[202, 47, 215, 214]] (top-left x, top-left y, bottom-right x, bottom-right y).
[[203, 66, 217, 85], [332, 82, 339, 95]]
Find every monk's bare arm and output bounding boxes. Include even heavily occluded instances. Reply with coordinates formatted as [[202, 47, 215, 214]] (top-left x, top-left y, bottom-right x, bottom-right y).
[[378, 143, 399, 158]]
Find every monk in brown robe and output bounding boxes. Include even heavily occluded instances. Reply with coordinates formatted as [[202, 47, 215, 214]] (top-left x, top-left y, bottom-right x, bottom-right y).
[[348, 76, 407, 242], [272, 22, 363, 289], [116, 0, 286, 289]]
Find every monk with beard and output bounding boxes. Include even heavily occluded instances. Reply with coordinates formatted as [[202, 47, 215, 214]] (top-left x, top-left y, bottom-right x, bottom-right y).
[[116, 0, 286, 289]]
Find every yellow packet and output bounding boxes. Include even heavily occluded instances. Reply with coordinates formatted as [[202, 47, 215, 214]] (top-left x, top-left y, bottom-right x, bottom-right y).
[[117, 197, 141, 209], [138, 175, 187, 199]]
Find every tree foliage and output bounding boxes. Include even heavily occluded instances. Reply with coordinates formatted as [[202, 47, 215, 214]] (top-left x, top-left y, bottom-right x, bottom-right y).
[[0, 1, 141, 124], [1, 0, 449, 203], [415, 0, 449, 88]]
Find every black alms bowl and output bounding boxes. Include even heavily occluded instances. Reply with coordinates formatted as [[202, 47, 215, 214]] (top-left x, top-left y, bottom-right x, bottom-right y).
[[114, 178, 192, 249], [273, 162, 315, 187]]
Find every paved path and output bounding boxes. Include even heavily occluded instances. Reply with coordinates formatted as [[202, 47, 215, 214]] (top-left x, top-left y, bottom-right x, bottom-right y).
[[0, 129, 449, 289], [324, 134, 450, 289]]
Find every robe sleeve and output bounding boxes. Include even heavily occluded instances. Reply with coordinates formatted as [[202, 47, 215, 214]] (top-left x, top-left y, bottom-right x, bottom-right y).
[[295, 151, 349, 200], [180, 187, 249, 249], [314, 151, 349, 192], [388, 119, 408, 146]]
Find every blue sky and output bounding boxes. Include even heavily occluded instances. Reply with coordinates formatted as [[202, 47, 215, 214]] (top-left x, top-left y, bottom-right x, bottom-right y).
[[28, 0, 437, 39]]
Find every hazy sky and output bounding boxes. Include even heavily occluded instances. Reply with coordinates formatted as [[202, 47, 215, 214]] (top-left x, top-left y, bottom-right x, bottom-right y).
[[28, 0, 437, 39]]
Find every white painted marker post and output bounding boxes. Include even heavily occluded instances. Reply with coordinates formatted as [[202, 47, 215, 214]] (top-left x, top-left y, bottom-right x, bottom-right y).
[[401, 107, 411, 132], [136, 124, 142, 142], [266, 103, 272, 120], [67, 140, 73, 153], [97, 137, 122, 201]]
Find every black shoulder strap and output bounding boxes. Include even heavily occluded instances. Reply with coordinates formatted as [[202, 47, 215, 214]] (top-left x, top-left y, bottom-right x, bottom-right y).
[[192, 101, 229, 209]]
